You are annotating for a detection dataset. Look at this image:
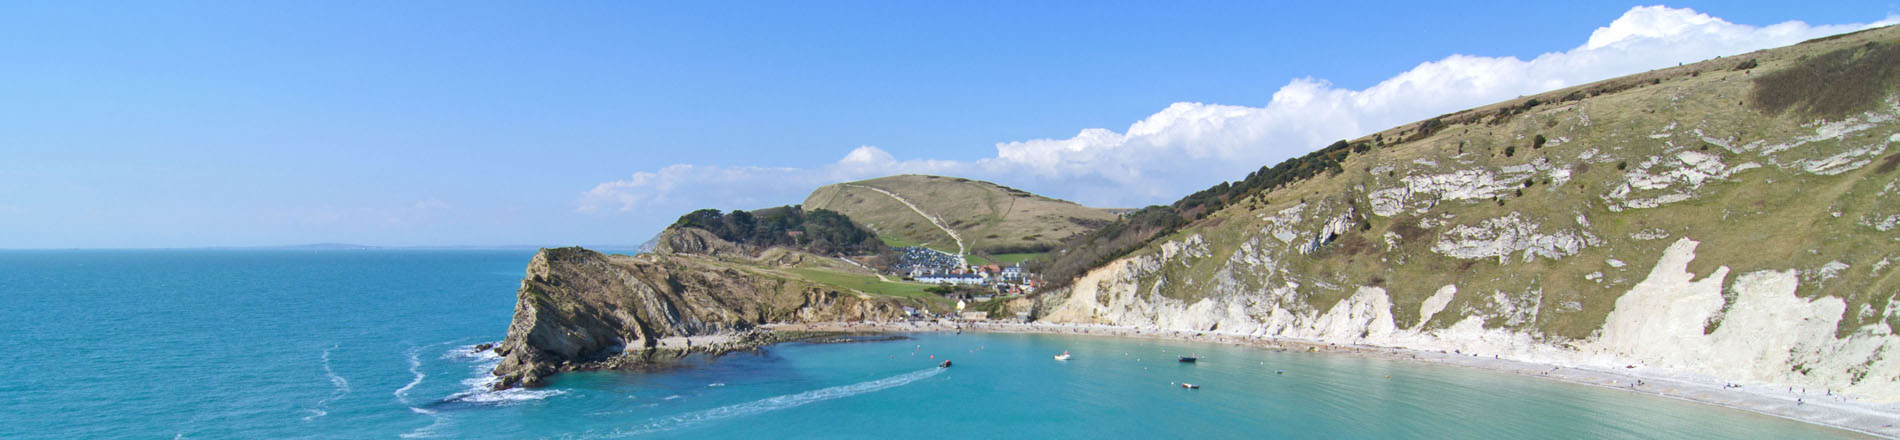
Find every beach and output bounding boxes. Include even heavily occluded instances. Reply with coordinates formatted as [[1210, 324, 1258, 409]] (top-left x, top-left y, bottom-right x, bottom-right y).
[[766, 320, 1900, 439]]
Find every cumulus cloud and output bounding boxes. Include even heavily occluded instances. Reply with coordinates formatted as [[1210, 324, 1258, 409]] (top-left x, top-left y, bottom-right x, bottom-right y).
[[582, 6, 1896, 216]]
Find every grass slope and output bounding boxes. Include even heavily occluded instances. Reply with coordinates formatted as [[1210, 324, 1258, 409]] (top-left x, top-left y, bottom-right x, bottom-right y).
[[1060, 25, 1900, 341], [804, 174, 1118, 255]]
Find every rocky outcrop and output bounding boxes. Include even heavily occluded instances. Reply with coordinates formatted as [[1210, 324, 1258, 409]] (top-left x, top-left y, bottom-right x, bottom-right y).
[[490, 247, 906, 389], [650, 227, 746, 256]]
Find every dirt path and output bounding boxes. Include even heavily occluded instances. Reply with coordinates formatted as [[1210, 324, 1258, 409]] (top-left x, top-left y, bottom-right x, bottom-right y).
[[847, 184, 965, 260]]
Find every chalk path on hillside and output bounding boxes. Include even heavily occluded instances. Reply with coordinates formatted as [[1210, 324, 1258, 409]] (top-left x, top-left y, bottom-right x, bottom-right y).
[[845, 184, 965, 261]]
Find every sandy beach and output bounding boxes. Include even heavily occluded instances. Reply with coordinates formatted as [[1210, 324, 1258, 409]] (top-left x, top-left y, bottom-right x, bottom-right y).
[[765, 320, 1900, 439]]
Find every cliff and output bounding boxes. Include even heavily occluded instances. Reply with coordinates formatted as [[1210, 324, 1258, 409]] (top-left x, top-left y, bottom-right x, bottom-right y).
[[1033, 27, 1900, 401], [490, 246, 910, 389]]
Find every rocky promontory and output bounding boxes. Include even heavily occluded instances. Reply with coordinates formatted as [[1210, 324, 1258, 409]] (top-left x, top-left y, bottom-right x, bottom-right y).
[[490, 244, 908, 390]]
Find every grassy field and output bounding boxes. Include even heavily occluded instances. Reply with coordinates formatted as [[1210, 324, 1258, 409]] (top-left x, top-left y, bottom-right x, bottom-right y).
[[968, 252, 1044, 266], [877, 234, 921, 248], [788, 267, 951, 308], [804, 175, 1117, 255]]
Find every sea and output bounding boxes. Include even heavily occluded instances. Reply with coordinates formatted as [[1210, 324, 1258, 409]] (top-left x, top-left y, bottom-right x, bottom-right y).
[[0, 249, 1868, 439]]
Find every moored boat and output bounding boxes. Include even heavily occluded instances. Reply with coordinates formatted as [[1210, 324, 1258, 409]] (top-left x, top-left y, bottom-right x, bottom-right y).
[[1054, 351, 1072, 361]]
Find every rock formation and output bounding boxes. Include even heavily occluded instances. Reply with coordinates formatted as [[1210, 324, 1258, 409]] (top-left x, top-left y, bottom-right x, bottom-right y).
[[490, 246, 906, 389]]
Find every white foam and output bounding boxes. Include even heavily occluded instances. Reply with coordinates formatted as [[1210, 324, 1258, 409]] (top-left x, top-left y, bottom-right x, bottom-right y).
[[303, 345, 351, 421], [601, 367, 945, 437], [399, 406, 448, 439], [444, 343, 501, 362], [395, 346, 426, 402], [442, 356, 565, 404]]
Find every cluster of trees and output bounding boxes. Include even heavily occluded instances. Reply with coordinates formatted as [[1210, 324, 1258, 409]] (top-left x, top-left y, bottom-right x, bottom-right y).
[[670, 206, 886, 257], [1029, 139, 1366, 286]]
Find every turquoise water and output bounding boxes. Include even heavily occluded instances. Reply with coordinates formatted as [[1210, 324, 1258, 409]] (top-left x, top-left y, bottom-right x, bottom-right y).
[[0, 250, 1866, 439]]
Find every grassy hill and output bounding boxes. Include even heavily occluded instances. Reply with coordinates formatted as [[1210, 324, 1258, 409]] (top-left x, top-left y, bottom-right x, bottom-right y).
[[803, 174, 1118, 262], [1032, 26, 1900, 400]]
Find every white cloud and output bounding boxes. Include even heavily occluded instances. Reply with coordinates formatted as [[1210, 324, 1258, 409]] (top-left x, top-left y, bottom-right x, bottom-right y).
[[577, 146, 966, 214], [582, 6, 1896, 217]]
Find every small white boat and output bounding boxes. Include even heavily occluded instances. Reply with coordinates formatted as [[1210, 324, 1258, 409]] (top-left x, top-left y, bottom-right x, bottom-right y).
[[1053, 351, 1072, 361]]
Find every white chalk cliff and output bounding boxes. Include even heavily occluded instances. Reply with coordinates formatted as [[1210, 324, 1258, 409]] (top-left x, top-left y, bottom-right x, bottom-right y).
[[1035, 28, 1900, 402]]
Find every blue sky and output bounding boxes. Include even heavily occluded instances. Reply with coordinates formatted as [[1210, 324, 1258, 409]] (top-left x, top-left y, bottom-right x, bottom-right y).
[[2, 2, 1895, 248]]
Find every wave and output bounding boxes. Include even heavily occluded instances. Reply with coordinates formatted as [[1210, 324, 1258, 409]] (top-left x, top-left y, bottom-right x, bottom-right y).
[[438, 343, 565, 405], [399, 406, 449, 439], [444, 342, 501, 362], [303, 344, 352, 421], [597, 367, 945, 437], [395, 346, 427, 402]]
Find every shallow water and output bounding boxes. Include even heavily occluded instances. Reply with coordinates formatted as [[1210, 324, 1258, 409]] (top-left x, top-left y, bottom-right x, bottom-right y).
[[0, 250, 1867, 439]]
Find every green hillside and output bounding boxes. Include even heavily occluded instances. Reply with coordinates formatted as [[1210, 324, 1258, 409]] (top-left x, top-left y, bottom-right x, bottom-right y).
[[1031, 26, 1900, 400], [803, 174, 1118, 259]]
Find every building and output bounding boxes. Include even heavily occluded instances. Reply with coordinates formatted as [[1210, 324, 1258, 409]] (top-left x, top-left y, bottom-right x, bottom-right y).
[[1001, 265, 1024, 281]]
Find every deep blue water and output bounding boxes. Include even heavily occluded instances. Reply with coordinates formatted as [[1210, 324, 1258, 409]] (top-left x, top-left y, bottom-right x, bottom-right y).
[[0, 250, 1868, 439]]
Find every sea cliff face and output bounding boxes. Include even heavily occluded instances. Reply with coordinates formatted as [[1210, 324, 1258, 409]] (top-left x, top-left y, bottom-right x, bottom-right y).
[[490, 246, 906, 389], [1032, 28, 1900, 402]]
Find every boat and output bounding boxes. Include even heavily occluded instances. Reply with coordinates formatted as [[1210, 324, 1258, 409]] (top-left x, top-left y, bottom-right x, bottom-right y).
[[1054, 351, 1072, 361], [1180, 383, 1200, 389], [1178, 356, 1198, 363], [940, 360, 952, 368]]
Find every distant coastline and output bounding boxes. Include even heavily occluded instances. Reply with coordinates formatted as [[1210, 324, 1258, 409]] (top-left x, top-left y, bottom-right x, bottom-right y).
[[766, 320, 1900, 439]]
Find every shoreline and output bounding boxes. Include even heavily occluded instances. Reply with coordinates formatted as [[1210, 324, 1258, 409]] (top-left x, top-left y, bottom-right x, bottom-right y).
[[764, 320, 1900, 439]]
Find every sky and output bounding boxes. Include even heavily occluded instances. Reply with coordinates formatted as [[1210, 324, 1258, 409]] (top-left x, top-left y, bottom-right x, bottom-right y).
[[2, 2, 1896, 248]]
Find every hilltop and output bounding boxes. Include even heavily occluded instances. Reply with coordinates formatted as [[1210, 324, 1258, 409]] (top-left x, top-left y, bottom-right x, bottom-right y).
[[803, 174, 1119, 263]]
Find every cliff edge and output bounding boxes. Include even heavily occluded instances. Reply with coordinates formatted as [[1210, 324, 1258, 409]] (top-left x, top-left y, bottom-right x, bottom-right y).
[[490, 246, 907, 389]]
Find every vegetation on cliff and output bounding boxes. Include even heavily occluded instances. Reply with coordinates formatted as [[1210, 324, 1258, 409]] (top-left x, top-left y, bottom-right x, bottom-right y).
[[1031, 25, 1900, 400], [669, 206, 886, 258]]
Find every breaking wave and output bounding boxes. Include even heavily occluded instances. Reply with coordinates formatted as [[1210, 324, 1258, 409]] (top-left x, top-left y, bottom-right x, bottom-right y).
[[440, 343, 564, 405]]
